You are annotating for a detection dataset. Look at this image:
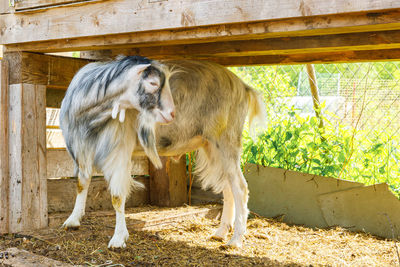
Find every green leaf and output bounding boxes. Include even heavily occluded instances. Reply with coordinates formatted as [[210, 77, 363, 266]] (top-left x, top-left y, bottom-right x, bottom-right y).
[[285, 132, 293, 141], [379, 166, 386, 174], [338, 151, 346, 163]]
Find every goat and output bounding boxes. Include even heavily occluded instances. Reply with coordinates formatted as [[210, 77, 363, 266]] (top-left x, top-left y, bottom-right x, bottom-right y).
[[60, 56, 175, 248], [61, 57, 267, 248]]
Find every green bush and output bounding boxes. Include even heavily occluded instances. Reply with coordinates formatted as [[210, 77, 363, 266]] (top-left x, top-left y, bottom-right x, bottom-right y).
[[230, 65, 400, 198], [241, 109, 400, 197]]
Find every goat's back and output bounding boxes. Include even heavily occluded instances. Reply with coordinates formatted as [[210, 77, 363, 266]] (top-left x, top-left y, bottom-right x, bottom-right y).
[[150, 60, 252, 155]]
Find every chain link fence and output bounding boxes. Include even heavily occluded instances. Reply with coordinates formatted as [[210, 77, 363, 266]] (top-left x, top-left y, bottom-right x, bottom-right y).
[[231, 62, 400, 197]]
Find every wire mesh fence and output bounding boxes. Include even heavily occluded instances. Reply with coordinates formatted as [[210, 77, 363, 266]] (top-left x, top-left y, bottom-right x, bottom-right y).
[[230, 62, 400, 197]]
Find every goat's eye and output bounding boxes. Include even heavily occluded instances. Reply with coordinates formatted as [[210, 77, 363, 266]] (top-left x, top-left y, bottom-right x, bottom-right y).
[[150, 82, 159, 87]]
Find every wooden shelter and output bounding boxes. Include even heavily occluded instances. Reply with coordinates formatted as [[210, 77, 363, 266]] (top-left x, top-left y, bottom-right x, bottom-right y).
[[1, 0, 400, 233]]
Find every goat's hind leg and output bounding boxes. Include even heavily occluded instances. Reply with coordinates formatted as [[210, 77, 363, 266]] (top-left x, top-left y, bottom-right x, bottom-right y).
[[211, 185, 234, 241], [225, 164, 249, 248], [63, 168, 92, 229]]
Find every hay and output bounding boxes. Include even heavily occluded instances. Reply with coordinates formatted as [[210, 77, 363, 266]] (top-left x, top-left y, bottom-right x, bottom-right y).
[[0, 205, 398, 266]]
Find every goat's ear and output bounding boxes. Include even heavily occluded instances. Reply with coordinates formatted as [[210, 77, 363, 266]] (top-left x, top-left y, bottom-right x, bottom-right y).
[[135, 64, 151, 76]]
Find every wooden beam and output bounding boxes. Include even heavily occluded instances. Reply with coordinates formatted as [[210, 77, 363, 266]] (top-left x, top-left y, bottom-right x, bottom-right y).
[[8, 83, 47, 233], [111, 30, 400, 59], [1, 0, 400, 46], [4, 10, 400, 53], [204, 48, 400, 66], [14, 0, 96, 11], [0, 60, 9, 233], [47, 149, 149, 177], [149, 157, 187, 207], [4, 52, 91, 87]]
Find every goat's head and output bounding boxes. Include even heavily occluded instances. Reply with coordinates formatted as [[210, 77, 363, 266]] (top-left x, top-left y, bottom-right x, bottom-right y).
[[137, 63, 175, 124], [112, 61, 175, 125]]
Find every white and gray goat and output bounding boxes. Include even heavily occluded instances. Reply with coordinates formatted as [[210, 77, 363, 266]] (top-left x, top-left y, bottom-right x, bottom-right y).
[[60, 56, 266, 248]]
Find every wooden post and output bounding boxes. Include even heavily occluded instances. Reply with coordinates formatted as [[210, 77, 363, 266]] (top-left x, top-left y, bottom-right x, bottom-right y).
[[8, 83, 48, 232], [306, 64, 324, 128], [0, 60, 9, 233], [149, 156, 187, 207]]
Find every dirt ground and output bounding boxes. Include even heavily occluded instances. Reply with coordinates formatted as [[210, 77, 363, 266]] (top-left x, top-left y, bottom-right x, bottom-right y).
[[0, 204, 399, 266]]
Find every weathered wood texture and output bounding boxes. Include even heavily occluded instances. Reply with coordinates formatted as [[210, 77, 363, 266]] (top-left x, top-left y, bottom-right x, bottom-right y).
[[1, 0, 400, 46], [47, 149, 149, 177], [48, 176, 149, 213], [14, 0, 96, 11], [5, 10, 400, 54], [209, 48, 400, 66], [149, 157, 187, 207], [0, 247, 74, 267], [4, 52, 91, 88], [0, 60, 9, 233], [46, 88, 65, 108], [113, 30, 400, 59], [8, 83, 47, 233], [0, 1, 11, 14]]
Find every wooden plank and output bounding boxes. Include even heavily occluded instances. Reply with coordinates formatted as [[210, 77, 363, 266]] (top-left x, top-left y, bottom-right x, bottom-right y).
[[114, 30, 400, 59], [47, 176, 149, 213], [0, 60, 9, 233], [8, 83, 48, 233], [1, 0, 400, 46], [47, 149, 149, 177], [5, 10, 400, 53], [14, 0, 95, 11], [5, 52, 90, 87], [36, 84, 48, 229], [0, 1, 11, 14], [8, 84, 23, 233], [149, 157, 187, 207], [206, 48, 400, 66], [0, 247, 74, 267]]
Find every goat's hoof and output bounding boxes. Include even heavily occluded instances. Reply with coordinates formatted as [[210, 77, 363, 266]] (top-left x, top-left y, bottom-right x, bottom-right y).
[[108, 232, 129, 249], [211, 227, 229, 241], [210, 235, 224, 241], [62, 217, 81, 230], [223, 237, 243, 248]]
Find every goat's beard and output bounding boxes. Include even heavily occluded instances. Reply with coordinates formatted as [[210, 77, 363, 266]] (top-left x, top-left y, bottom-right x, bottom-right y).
[[137, 111, 163, 169]]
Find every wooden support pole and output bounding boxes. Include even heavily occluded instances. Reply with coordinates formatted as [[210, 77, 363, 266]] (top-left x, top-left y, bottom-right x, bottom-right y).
[[306, 64, 324, 128], [0, 60, 9, 233], [149, 156, 187, 207], [8, 83, 48, 232]]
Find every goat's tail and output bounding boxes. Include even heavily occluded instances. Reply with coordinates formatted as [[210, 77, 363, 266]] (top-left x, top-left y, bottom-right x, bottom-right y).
[[246, 86, 268, 141]]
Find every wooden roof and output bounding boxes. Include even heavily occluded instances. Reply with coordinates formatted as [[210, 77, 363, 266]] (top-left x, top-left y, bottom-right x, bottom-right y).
[[1, 0, 400, 65]]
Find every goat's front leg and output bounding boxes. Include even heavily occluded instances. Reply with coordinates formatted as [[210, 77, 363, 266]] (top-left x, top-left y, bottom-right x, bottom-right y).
[[63, 175, 92, 229], [104, 159, 132, 248], [108, 193, 129, 248]]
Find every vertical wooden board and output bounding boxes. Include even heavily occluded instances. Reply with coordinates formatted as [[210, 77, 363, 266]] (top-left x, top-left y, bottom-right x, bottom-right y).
[[21, 84, 40, 230], [36, 85, 48, 228], [149, 157, 170, 206], [168, 157, 187, 206], [149, 156, 187, 207], [8, 84, 23, 233], [8, 83, 47, 232], [0, 60, 9, 233], [21, 84, 47, 229], [0, 1, 11, 14]]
